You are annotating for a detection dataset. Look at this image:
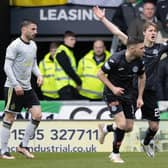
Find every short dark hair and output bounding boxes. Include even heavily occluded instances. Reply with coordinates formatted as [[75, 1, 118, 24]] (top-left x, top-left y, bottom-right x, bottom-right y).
[[64, 30, 75, 38], [20, 20, 37, 28], [143, 1, 156, 7], [49, 42, 59, 49], [127, 36, 144, 47]]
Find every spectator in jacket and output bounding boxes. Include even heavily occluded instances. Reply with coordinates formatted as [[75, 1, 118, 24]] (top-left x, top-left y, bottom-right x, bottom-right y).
[[156, 0, 168, 37], [111, 0, 143, 53], [39, 42, 59, 100], [77, 40, 110, 100], [128, 1, 165, 41], [54, 31, 81, 100]]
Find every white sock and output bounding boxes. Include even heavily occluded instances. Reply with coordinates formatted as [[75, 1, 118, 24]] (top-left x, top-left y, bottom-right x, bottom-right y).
[[0, 123, 11, 154], [21, 121, 38, 147], [103, 124, 108, 133]]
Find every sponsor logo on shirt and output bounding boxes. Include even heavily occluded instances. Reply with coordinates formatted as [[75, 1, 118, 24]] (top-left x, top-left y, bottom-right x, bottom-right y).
[[118, 67, 125, 71]]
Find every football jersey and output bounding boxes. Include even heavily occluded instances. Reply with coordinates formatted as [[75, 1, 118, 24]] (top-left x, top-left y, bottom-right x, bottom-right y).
[[102, 50, 145, 100], [4, 37, 40, 90], [143, 42, 168, 90]]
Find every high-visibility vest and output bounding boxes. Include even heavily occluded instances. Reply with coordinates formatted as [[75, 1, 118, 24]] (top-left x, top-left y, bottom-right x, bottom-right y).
[[54, 44, 77, 90], [39, 53, 59, 99], [77, 50, 110, 99]]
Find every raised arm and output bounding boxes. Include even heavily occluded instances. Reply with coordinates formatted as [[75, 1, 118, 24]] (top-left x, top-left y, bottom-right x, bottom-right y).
[[93, 6, 128, 45]]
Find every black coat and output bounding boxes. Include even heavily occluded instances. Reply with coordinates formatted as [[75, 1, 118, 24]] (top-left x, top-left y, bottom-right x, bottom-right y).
[[157, 56, 168, 100]]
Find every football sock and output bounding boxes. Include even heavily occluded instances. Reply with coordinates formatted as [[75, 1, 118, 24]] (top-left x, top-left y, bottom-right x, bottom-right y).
[[106, 124, 116, 132], [0, 120, 12, 154], [113, 127, 125, 153], [21, 119, 40, 147], [143, 128, 157, 145]]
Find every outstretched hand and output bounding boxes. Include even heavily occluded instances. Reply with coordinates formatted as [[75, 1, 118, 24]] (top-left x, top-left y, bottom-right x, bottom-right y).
[[93, 6, 105, 20]]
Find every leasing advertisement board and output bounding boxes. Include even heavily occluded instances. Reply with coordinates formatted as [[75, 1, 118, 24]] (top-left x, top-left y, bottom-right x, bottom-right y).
[[2, 121, 168, 152], [11, 5, 115, 36]]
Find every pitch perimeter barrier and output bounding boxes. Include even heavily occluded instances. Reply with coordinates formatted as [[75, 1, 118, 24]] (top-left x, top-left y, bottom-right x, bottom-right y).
[[0, 100, 168, 120], [0, 120, 168, 152]]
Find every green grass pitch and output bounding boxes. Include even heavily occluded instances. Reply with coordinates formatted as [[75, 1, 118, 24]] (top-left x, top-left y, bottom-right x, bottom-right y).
[[0, 152, 168, 168]]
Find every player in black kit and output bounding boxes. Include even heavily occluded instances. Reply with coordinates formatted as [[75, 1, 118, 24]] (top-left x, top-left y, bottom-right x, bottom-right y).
[[97, 37, 146, 163], [136, 22, 168, 157], [93, 6, 168, 158]]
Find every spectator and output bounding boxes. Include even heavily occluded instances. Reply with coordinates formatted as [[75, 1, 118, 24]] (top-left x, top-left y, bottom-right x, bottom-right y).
[[156, 0, 168, 37], [39, 42, 59, 100], [112, 0, 143, 34], [77, 40, 110, 101], [157, 54, 168, 100], [111, 0, 143, 53], [54, 31, 81, 100], [128, 1, 165, 40]]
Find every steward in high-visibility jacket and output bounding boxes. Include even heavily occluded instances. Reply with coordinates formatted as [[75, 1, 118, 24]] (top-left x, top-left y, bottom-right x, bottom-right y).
[[77, 49, 110, 100], [54, 43, 81, 100], [39, 52, 59, 99]]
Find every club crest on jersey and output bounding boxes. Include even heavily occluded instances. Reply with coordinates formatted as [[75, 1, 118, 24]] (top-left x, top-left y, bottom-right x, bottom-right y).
[[153, 49, 159, 55], [132, 66, 139, 73]]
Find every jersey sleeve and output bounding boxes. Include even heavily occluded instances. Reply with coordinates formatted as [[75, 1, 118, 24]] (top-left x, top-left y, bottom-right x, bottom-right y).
[[159, 42, 168, 55], [101, 57, 117, 74], [5, 42, 18, 60], [137, 60, 145, 76], [32, 58, 41, 77], [4, 42, 20, 87]]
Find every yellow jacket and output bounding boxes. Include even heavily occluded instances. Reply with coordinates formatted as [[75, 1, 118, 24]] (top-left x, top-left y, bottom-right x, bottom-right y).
[[39, 53, 59, 99], [77, 50, 110, 99], [54, 44, 77, 91]]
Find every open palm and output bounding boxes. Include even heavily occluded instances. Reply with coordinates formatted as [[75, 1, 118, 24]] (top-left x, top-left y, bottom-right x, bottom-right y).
[[93, 6, 105, 20]]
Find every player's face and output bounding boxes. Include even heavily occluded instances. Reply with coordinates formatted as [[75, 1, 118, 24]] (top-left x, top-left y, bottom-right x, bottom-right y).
[[143, 25, 158, 43], [64, 36, 76, 48], [93, 41, 105, 57], [134, 43, 144, 58], [24, 23, 37, 40]]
